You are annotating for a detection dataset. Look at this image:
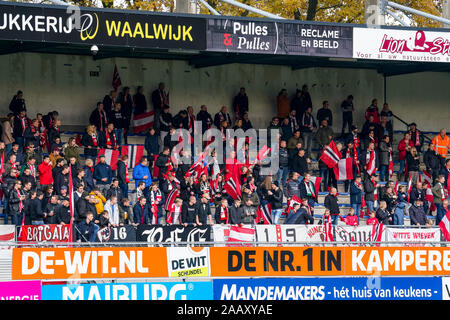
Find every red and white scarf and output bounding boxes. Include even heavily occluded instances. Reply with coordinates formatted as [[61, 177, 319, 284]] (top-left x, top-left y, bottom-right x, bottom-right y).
[[220, 205, 229, 223]]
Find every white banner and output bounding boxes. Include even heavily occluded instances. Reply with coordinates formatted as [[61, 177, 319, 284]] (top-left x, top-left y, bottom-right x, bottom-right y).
[[384, 228, 441, 246], [353, 27, 450, 63], [255, 225, 383, 244]]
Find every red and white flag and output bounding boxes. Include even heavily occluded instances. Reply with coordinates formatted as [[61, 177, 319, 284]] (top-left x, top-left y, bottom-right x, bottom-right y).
[[365, 150, 377, 176], [320, 140, 341, 169], [422, 171, 433, 187], [164, 188, 179, 216], [388, 150, 394, 178], [256, 203, 272, 224], [97, 148, 120, 171], [223, 177, 241, 200], [132, 111, 154, 134], [309, 176, 322, 198], [283, 194, 302, 216], [439, 210, 450, 241], [251, 145, 271, 166], [227, 225, 256, 242], [112, 64, 121, 91], [333, 158, 353, 181], [407, 175, 413, 202], [121, 144, 145, 168]]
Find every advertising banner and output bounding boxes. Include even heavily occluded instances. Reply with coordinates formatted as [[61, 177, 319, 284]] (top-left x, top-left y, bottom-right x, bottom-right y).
[[206, 18, 353, 57], [136, 225, 211, 243], [21, 224, 71, 242], [12, 247, 168, 280], [0, 280, 41, 300], [353, 27, 450, 63], [167, 247, 210, 278], [209, 246, 450, 277], [41, 281, 213, 300], [214, 277, 442, 300], [0, 2, 206, 50], [97, 225, 136, 243]]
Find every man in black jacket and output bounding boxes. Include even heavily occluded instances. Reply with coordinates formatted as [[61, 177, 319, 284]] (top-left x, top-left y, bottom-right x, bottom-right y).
[[229, 198, 243, 225], [196, 105, 213, 134], [89, 102, 108, 132], [196, 193, 213, 226], [76, 192, 97, 223], [181, 196, 198, 226], [56, 199, 72, 225], [289, 148, 309, 177], [324, 187, 340, 225], [232, 87, 249, 119], [424, 143, 442, 182], [117, 155, 129, 199], [76, 211, 98, 242]]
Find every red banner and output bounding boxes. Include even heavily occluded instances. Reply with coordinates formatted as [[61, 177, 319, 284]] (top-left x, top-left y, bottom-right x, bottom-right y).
[[21, 224, 71, 242]]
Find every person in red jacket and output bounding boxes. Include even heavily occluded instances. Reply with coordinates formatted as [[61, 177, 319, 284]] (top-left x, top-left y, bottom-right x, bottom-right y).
[[397, 132, 414, 181], [38, 155, 53, 187], [345, 207, 359, 226], [365, 99, 380, 124], [366, 211, 378, 225]]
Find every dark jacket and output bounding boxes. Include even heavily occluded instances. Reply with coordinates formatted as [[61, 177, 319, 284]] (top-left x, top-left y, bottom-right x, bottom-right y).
[[229, 205, 243, 225], [8, 188, 24, 215], [423, 149, 442, 172], [290, 154, 308, 175], [81, 132, 99, 158], [23, 126, 40, 149], [196, 201, 211, 225], [363, 178, 376, 202], [29, 198, 45, 222], [76, 198, 97, 223], [44, 202, 60, 224], [133, 203, 150, 224], [324, 194, 340, 215], [181, 202, 197, 224], [109, 109, 127, 129], [268, 188, 283, 210], [144, 133, 159, 158], [56, 204, 72, 224], [94, 162, 112, 185], [350, 182, 363, 205], [406, 152, 420, 172], [117, 160, 128, 185], [409, 204, 427, 225], [376, 208, 391, 225], [76, 220, 96, 242], [155, 153, 170, 179], [83, 165, 95, 192]]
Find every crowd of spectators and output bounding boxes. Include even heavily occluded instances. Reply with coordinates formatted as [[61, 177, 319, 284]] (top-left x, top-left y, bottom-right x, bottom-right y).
[[2, 83, 448, 242]]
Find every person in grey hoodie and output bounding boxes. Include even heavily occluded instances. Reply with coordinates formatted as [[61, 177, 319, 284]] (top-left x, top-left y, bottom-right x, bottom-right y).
[[241, 198, 257, 225]]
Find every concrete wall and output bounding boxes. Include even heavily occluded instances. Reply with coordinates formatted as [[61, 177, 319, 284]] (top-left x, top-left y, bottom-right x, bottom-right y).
[[0, 52, 448, 133]]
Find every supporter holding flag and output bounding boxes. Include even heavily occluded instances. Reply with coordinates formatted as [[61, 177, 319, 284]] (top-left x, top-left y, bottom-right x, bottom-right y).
[[319, 140, 342, 169], [439, 200, 450, 240], [439, 159, 450, 192], [342, 140, 360, 192]]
